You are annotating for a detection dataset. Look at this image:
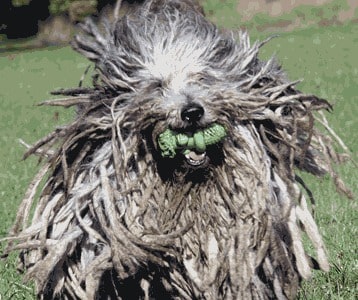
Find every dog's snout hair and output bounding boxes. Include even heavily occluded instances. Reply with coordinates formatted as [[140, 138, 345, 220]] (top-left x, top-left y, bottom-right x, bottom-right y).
[[2, 0, 352, 299]]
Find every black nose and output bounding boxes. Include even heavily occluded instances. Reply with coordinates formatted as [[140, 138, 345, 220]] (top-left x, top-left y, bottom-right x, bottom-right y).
[[181, 104, 204, 123]]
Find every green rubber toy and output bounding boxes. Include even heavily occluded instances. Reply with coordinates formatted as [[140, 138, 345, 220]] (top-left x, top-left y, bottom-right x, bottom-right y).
[[158, 123, 227, 158]]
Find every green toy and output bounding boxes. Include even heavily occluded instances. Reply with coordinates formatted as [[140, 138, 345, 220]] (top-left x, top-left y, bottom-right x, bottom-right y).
[[158, 123, 227, 158]]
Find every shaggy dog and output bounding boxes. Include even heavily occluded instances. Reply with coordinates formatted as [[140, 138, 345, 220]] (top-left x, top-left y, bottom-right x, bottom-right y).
[[2, 0, 351, 299]]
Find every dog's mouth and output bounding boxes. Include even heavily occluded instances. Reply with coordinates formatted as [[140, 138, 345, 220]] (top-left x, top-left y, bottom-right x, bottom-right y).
[[157, 123, 226, 167], [184, 150, 207, 166]]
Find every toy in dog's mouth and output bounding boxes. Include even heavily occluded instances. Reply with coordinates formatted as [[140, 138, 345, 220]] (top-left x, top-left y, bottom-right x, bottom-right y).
[[158, 123, 227, 167]]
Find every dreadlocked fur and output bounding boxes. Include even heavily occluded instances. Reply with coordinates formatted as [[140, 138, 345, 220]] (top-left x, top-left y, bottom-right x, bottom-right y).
[[2, 0, 352, 299]]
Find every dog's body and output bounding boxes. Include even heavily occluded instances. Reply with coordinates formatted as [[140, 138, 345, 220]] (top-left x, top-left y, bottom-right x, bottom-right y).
[[3, 1, 350, 299]]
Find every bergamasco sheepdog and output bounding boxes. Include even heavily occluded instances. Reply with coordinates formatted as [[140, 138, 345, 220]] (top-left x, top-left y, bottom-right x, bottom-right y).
[[2, 0, 351, 299]]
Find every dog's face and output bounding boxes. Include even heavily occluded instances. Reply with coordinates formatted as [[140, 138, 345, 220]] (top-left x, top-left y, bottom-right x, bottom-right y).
[[152, 97, 228, 179], [85, 12, 248, 179], [95, 13, 268, 181], [73, 3, 304, 187], [72, 3, 329, 184], [148, 78, 229, 175]]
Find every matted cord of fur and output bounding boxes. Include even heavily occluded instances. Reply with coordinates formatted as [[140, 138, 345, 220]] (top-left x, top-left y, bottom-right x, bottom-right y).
[[1, 0, 353, 299]]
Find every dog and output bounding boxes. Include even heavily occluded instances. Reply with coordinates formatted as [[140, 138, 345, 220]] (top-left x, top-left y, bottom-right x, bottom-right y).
[[2, 0, 351, 299]]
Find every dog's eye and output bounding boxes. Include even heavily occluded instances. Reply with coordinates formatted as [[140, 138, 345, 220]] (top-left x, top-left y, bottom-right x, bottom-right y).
[[198, 74, 215, 85], [251, 77, 271, 89], [150, 80, 163, 90]]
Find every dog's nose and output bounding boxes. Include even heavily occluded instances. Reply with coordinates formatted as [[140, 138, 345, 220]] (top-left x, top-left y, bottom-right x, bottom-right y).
[[181, 104, 204, 123]]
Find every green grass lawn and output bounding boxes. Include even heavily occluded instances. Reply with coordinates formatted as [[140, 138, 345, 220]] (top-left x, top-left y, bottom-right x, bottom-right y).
[[0, 18, 357, 300], [255, 23, 358, 299], [0, 46, 88, 299]]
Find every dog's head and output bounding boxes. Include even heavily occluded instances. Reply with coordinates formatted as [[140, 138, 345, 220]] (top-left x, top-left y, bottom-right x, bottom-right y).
[[68, 0, 334, 185], [70, 3, 276, 180]]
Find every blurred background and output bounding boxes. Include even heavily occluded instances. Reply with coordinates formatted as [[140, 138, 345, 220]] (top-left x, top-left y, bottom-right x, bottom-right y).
[[0, 0, 357, 50], [0, 1, 357, 299]]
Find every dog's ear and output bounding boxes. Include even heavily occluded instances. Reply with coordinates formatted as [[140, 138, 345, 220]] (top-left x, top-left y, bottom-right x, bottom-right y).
[[71, 18, 110, 64], [71, 17, 143, 92]]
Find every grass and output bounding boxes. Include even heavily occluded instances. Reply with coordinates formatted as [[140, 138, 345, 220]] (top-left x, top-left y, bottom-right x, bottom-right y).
[[242, 0, 350, 33], [256, 23, 358, 299], [203, 0, 354, 34], [0, 46, 88, 299], [0, 8, 357, 300]]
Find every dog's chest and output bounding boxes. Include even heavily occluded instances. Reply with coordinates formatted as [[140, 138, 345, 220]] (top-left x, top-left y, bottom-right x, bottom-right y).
[[124, 185, 267, 295]]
